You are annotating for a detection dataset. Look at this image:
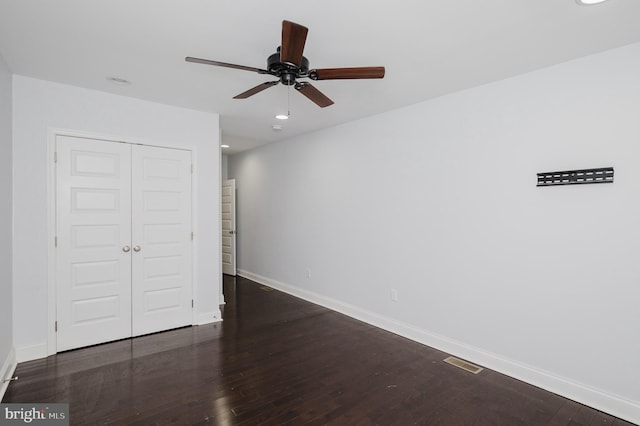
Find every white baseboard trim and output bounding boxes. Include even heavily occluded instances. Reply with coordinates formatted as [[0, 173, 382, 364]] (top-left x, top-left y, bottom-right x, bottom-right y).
[[237, 269, 640, 425], [197, 309, 223, 326], [15, 343, 48, 363], [0, 347, 17, 401]]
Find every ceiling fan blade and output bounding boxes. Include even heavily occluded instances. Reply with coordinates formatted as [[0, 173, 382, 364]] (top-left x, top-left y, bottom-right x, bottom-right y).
[[295, 82, 334, 108], [309, 67, 385, 80], [280, 20, 308, 67], [185, 57, 268, 74], [233, 81, 279, 99]]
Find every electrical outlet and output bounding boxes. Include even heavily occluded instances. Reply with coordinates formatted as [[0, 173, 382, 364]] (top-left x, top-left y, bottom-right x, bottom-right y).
[[391, 289, 398, 302], [306, 269, 312, 279]]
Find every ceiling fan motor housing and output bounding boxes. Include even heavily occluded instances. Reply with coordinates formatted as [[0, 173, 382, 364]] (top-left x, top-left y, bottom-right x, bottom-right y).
[[268, 47, 310, 85]]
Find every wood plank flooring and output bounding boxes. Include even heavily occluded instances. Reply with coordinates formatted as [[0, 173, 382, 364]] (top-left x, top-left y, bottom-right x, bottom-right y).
[[3, 275, 636, 425]]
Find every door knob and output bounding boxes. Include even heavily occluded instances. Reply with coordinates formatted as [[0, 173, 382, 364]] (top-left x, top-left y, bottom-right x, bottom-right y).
[[122, 246, 131, 253], [229, 230, 235, 235], [133, 245, 141, 252]]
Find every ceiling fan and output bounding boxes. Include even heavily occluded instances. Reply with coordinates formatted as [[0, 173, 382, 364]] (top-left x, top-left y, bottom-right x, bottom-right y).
[[185, 20, 385, 108]]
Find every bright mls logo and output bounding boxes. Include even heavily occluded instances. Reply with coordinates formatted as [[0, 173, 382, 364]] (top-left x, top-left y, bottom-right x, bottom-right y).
[[0, 404, 68, 425]]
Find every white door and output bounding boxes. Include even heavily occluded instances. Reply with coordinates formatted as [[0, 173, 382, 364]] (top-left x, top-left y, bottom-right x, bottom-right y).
[[221, 179, 236, 276], [56, 136, 193, 351], [55, 136, 133, 351], [131, 145, 193, 336]]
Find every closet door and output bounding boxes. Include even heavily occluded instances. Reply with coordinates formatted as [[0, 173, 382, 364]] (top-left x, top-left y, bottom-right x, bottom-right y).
[[131, 145, 193, 336], [55, 136, 132, 351]]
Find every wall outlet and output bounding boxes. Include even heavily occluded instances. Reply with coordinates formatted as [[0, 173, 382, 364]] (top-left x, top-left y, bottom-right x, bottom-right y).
[[391, 289, 398, 302], [306, 269, 312, 279]]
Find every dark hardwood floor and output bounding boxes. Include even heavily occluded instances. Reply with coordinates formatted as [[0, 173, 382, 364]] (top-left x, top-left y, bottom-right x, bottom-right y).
[[3, 275, 636, 425]]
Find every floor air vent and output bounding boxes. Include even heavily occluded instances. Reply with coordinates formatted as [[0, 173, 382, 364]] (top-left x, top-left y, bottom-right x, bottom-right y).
[[443, 356, 484, 374]]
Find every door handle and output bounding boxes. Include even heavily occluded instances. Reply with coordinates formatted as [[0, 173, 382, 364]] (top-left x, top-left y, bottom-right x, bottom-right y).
[[229, 230, 236, 235], [122, 246, 131, 253], [133, 245, 141, 252]]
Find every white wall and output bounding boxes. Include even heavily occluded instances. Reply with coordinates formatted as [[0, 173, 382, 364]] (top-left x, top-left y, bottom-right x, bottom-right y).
[[221, 154, 228, 181], [12, 76, 222, 361], [0, 53, 15, 395], [228, 42, 640, 423]]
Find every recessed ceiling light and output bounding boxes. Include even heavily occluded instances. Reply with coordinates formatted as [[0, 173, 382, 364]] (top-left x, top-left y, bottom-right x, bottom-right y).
[[220, 144, 230, 148], [272, 124, 282, 131], [107, 76, 131, 85], [275, 114, 289, 120], [575, 0, 609, 5]]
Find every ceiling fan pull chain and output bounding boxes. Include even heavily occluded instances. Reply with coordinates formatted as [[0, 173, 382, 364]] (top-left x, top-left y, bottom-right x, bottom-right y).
[[287, 84, 291, 118]]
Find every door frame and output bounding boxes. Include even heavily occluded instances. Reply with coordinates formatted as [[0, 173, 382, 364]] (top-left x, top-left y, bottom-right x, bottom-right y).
[[46, 128, 199, 356]]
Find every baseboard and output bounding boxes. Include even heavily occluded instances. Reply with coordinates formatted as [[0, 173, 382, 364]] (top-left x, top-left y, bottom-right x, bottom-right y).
[[197, 309, 223, 326], [15, 343, 48, 363], [0, 347, 17, 401], [237, 269, 640, 425]]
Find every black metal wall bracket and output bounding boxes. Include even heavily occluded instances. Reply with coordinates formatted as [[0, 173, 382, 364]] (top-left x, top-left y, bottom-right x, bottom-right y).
[[537, 167, 614, 187]]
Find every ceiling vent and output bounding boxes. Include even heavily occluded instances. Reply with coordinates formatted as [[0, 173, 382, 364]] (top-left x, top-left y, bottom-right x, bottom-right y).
[[536, 167, 613, 187]]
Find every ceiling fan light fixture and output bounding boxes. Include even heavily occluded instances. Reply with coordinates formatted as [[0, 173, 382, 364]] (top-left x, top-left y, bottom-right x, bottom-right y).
[[575, 0, 609, 5], [275, 114, 289, 120]]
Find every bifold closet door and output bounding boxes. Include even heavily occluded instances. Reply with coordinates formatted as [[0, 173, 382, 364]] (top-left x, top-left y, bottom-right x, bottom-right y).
[[130, 145, 193, 336], [55, 136, 133, 351], [56, 136, 193, 351]]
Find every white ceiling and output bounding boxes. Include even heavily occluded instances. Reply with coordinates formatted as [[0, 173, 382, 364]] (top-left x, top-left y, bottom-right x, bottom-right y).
[[1, 0, 640, 154]]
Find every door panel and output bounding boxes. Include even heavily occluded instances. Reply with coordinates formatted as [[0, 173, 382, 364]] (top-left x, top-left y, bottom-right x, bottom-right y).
[[131, 145, 193, 336], [221, 179, 236, 276], [56, 136, 132, 351]]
